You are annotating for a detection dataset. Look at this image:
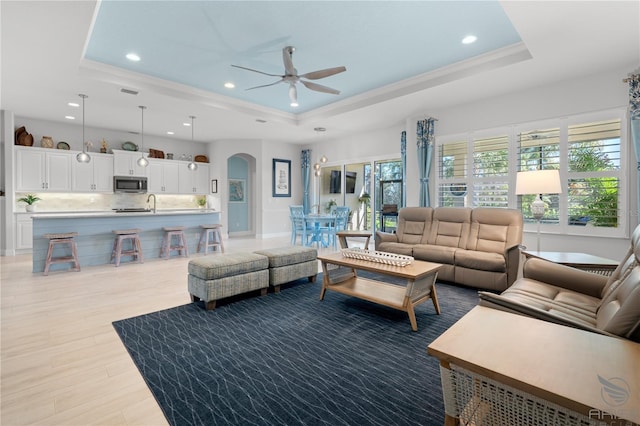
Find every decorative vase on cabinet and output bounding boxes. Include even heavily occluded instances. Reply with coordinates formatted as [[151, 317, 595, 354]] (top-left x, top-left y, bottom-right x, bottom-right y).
[[41, 136, 54, 149]]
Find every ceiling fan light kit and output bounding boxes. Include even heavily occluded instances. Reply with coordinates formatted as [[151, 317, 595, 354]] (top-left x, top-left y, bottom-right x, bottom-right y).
[[232, 46, 346, 106]]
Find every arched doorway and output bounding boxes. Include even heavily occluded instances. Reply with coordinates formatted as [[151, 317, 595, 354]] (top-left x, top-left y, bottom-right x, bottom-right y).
[[227, 154, 256, 237]]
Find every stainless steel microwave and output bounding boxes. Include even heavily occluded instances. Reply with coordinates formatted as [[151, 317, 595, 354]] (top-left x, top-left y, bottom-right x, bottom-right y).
[[113, 176, 148, 193]]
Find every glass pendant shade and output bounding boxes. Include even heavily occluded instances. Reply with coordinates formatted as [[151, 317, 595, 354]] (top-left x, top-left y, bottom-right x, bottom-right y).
[[138, 105, 148, 167], [187, 115, 198, 171], [76, 94, 91, 163]]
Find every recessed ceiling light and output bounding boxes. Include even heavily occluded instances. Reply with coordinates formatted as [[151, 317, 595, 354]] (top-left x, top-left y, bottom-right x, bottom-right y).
[[166, 131, 174, 135], [67, 102, 79, 108], [65, 116, 75, 120], [224, 82, 235, 89], [126, 53, 141, 62], [256, 119, 267, 123], [462, 35, 477, 44], [183, 122, 191, 127], [290, 102, 299, 108]]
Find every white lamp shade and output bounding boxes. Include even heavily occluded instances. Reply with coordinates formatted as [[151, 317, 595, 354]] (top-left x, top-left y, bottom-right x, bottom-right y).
[[515, 170, 562, 195]]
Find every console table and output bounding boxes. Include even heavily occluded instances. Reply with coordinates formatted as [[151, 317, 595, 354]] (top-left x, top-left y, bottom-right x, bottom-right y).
[[427, 306, 640, 425], [522, 250, 618, 276]]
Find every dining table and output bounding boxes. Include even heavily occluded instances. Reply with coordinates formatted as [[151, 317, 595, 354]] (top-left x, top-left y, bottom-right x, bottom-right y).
[[303, 214, 336, 248]]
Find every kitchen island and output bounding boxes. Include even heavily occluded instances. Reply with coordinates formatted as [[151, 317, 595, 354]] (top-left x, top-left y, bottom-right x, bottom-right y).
[[32, 210, 221, 273]]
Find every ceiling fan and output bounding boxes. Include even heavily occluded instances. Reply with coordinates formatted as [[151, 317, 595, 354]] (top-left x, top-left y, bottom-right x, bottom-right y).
[[231, 46, 346, 105]]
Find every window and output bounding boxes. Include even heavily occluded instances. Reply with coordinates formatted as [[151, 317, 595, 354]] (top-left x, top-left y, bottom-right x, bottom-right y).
[[436, 109, 627, 237]]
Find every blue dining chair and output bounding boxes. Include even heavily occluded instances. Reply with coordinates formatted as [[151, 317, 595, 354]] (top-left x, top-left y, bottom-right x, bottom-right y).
[[330, 206, 350, 248], [289, 205, 311, 245]]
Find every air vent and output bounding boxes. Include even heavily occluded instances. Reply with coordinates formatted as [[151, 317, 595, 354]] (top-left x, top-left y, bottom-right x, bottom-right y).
[[120, 88, 139, 95]]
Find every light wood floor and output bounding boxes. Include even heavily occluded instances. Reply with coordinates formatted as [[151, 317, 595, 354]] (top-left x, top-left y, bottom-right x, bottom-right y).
[[1, 236, 350, 425]]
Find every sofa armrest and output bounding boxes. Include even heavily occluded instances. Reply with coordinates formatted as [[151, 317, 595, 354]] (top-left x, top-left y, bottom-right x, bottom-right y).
[[375, 231, 398, 250], [522, 257, 608, 298], [504, 244, 521, 287], [478, 291, 618, 338]]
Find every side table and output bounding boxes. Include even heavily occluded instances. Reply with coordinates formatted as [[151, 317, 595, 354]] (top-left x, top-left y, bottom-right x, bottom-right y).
[[522, 250, 618, 276], [335, 230, 371, 250], [428, 306, 640, 425]]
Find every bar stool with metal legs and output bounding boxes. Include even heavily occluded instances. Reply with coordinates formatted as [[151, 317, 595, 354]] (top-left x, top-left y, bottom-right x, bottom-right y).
[[198, 224, 225, 254], [43, 232, 81, 275], [111, 229, 144, 267], [160, 226, 189, 259]]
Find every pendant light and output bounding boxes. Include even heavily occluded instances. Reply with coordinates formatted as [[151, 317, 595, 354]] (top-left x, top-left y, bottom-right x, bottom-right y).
[[187, 115, 198, 171], [137, 106, 149, 167], [313, 127, 327, 176], [76, 94, 91, 163]]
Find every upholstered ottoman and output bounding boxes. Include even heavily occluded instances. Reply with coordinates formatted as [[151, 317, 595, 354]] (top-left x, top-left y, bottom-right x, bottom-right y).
[[188, 253, 269, 310], [253, 246, 318, 292]]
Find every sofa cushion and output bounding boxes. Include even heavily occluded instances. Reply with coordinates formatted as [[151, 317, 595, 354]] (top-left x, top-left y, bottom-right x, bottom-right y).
[[466, 208, 523, 253], [376, 242, 415, 256], [395, 207, 432, 244], [455, 249, 506, 272], [428, 207, 471, 248], [505, 279, 599, 316], [413, 244, 457, 264]]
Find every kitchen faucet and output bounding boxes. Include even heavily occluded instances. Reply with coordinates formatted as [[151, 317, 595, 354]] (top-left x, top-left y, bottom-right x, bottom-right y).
[[147, 193, 157, 214]]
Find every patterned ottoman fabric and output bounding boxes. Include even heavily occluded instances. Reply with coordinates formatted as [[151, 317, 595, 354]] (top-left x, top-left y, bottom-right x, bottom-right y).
[[254, 246, 317, 268], [188, 252, 268, 280], [188, 253, 270, 310], [254, 246, 318, 291]]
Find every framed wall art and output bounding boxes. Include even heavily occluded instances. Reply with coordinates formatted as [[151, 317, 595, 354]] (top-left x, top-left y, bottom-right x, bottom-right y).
[[211, 179, 218, 193], [272, 158, 291, 197], [228, 179, 246, 203]]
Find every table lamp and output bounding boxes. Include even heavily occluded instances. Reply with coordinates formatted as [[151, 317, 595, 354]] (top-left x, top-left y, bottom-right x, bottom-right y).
[[515, 170, 562, 252]]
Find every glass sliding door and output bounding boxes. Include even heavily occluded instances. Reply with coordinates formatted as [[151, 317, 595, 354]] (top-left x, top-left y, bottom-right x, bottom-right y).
[[345, 162, 372, 231], [374, 159, 403, 232]]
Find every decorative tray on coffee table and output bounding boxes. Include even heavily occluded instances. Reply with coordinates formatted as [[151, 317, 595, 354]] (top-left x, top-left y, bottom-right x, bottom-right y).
[[341, 248, 414, 267]]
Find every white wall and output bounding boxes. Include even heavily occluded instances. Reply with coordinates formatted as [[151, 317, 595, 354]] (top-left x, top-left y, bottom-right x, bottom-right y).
[[307, 66, 635, 260], [208, 138, 302, 238]]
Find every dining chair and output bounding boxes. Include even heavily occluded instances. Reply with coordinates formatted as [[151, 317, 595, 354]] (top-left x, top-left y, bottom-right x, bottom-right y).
[[289, 205, 310, 245], [330, 206, 350, 248]]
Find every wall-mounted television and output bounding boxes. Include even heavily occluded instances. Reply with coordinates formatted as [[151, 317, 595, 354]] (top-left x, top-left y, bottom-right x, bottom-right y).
[[330, 170, 341, 194], [345, 172, 357, 194]]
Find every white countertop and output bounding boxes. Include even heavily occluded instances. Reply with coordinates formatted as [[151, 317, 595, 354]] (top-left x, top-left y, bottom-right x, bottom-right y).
[[25, 209, 221, 219]]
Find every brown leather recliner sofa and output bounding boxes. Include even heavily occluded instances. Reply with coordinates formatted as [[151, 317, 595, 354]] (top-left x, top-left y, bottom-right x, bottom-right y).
[[479, 225, 640, 343], [375, 207, 523, 291]]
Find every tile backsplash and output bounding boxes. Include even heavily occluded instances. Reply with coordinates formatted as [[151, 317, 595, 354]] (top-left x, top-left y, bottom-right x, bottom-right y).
[[14, 193, 207, 212]]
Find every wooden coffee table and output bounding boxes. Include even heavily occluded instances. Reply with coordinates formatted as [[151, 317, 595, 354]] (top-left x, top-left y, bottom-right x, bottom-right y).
[[317, 252, 442, 331]]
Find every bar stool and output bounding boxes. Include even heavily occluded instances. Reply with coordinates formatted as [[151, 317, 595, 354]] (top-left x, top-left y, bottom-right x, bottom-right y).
[[111, 229, 144, 267], [160, 226, 189, 259], [43, 232, 80, 275], [198, 224, 225, 254]]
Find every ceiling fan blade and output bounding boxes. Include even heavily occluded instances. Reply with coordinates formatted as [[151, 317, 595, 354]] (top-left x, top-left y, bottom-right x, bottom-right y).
[[246, 79, 284, 90], [300, 80, 340, 95], [231, 64, 282, 78], [283, 46, 296, 75], [300, 66, 347, 80]]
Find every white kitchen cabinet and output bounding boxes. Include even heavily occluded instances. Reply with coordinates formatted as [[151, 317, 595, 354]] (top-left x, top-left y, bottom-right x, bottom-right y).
[[113, 150, 148, 177], [148, 160, 180, 193], [179, 164, 209, 194], [15, 147, 72, 192], [16, 214, 33, 250], [72, 153, 114, 192]]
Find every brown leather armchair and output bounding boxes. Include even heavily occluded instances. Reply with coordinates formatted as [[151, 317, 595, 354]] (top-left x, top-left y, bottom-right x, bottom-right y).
[[479, 225, 640, 342]]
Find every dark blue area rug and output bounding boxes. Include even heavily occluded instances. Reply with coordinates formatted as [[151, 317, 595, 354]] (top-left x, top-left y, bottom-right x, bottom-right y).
[[113, 272, 479, 426]]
